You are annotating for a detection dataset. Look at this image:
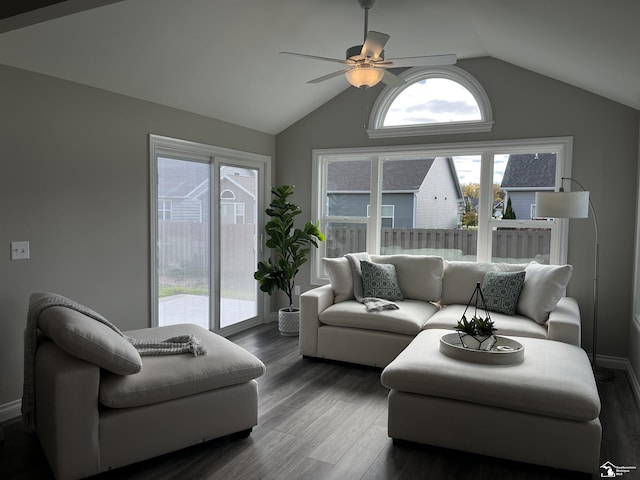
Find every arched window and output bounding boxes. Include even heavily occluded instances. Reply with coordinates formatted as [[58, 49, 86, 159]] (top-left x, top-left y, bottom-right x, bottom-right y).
[[367, 66, 494, 138], [220, 189, 236, 200]]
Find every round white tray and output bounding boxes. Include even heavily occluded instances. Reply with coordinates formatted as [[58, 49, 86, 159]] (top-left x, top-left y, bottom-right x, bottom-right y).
[[439, 333, 524, 365]]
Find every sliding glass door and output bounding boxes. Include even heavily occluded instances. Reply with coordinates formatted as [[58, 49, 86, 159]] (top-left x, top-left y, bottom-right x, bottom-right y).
[[150, 135, 269, 335], [218, 163, 259, 328]]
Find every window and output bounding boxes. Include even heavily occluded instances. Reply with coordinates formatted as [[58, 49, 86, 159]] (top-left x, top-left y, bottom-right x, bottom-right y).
[[367, 66, 494, 138], [158, 199, 172, 221], [311, 137, 573, 284], [367, 204, 395, 227]]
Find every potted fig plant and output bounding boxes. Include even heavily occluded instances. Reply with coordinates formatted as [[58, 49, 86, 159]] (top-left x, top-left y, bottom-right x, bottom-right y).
[[254, 185, 325, 335]]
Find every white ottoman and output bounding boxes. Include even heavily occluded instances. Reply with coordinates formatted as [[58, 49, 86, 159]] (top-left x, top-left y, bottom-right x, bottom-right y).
[[381, 329, 602, 474]]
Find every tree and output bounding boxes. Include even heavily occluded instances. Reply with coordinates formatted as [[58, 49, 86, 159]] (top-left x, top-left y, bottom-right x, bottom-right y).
[[461, 197, 478, 228], [503, 197, 516, 219]]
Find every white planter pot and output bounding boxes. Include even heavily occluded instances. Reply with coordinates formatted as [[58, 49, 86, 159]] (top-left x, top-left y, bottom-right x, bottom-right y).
[[278, 308, 299, 336]]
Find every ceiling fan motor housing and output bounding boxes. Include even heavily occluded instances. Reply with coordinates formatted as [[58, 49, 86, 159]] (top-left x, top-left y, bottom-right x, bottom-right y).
[[347, 44, 384, 61]]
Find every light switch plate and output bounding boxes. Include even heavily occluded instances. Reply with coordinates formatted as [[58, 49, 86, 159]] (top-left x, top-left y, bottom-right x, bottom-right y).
[[11, 241, 30, 260]]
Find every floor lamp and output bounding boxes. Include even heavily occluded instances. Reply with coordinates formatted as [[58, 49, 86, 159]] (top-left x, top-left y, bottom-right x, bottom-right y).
[[535, 177, 615, 383]]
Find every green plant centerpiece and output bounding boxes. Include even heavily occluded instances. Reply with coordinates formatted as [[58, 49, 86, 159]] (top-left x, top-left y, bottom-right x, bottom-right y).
[[455, 282, 498, 350], [254, 185, 325, 335]]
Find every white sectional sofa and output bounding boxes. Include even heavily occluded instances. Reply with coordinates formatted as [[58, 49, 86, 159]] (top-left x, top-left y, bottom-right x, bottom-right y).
[[300, 255, 579, 368]]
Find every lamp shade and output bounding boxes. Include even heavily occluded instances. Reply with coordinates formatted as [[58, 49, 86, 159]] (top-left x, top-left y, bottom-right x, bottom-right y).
[[535, 191, 589, 219], [345, 66, 384, 88]]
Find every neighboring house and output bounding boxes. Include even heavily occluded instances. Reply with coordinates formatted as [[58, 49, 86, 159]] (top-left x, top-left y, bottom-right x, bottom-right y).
[[500, 153, 557, 219], [220, 169, 257, 225], [158, 159, 210, 223], [158, 161, 256, 225], [327, 157, 464, 228]]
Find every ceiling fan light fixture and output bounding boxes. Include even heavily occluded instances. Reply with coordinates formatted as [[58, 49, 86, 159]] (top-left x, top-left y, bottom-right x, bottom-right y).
[[345, 66, 384, 89]]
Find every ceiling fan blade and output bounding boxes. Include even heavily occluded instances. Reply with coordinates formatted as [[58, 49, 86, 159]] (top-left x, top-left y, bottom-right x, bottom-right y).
[[384, 54, 457, 68], [361, 31, 390, 59], [380, 70, 406, 87], [307, 69, 347, 84], [279, 51, 352, 65]]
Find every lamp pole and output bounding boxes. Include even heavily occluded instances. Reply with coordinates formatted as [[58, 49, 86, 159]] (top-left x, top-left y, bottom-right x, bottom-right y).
[[561, 177, 614, 383]]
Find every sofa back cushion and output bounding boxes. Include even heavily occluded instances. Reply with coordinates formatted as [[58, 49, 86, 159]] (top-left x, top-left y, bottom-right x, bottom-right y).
[[38, 306, 142, 375], [440, 261, 528, 306], [371, 255, 444, 302]]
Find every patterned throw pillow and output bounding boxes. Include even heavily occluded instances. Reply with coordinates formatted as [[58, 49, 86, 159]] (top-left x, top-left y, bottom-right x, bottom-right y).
[[481, 271, 526, 315], [360, 261, 404, 301]]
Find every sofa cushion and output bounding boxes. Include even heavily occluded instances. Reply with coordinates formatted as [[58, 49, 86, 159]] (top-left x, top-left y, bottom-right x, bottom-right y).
[[99, 324, 265, 408], [38, 306, 143, 375], [440, 261, 528, 306], [424, 304, 548, 340], [371, 255, 443, 302], [481, 270, 526, 315], [361, 261, 403, 301], [517, 262, 573, 324], [319, 300, 438, 336], [323, 257, 354, 303]]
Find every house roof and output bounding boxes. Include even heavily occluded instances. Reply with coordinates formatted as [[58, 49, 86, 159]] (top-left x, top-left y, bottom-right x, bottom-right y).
[[500, 153, 556, 189], [327, 158, 435, 192], [1, 1, 638, 135]]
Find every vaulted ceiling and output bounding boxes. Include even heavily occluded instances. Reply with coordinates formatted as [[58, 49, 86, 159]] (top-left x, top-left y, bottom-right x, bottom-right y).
[[1, 0, 638, 135]]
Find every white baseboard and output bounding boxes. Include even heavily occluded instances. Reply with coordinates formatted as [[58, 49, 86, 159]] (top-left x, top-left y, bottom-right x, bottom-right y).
[[0, 399, 21, 423]]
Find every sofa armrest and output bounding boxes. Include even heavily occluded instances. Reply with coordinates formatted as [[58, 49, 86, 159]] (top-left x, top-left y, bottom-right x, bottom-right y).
[[300, 285, 335, 357], [547, 297, 581, 346], [36, 340, 101, 480]]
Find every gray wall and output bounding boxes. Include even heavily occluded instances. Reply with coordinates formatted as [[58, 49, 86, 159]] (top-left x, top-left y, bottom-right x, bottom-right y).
[[276, 57, 639, 365], [0, 65, 275, 407]]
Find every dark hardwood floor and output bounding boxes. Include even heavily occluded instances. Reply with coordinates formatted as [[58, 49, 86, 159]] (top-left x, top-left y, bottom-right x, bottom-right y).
[[2, 323, 640, 479]]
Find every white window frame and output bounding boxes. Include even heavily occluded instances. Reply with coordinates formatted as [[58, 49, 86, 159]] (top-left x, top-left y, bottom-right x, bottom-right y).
[[311, 137, 573, 285], [367, 66, 494, 139]]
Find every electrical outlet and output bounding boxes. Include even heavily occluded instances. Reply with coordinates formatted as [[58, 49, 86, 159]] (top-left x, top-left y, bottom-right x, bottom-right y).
[[11, 241, 30, 260], [294, 285, 301, 296]]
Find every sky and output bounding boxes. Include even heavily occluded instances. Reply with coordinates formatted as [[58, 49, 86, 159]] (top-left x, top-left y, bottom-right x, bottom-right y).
[[454, 155, 507, 185]]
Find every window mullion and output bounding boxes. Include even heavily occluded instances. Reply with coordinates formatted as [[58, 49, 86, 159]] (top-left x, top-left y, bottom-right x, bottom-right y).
[[476, 151, 494, 262], [368, 156, 382, 254]]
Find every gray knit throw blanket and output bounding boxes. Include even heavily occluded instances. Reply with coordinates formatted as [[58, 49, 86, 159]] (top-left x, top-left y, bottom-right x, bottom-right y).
[[22, 293, 207, 433]]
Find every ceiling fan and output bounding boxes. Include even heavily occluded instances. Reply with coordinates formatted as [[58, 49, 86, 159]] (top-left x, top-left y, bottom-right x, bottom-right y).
[[280, 0, 457, 89]]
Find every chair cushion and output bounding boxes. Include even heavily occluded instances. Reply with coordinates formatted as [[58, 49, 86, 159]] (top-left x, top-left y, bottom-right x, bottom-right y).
[[517, 262, 573, 324], [38, 306, 142, 375], [99, 324, 265, 408], [319, 300, 438, 336]]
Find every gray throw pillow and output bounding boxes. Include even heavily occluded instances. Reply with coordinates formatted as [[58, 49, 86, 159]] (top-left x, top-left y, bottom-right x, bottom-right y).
[[481, 270, 526, 315], [360, 261, 403, 301]]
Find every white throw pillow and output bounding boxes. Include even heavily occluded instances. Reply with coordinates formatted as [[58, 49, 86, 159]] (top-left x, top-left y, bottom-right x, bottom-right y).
[[38, 306, 142, 375], [516, 262, 573, 324], [322, 257, 354, 302]]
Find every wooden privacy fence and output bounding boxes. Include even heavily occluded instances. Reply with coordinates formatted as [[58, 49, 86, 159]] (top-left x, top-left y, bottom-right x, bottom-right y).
[[326, 226, 551, 261], [158, 222, 257, 294]]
